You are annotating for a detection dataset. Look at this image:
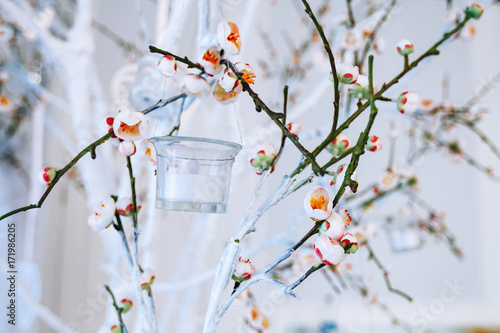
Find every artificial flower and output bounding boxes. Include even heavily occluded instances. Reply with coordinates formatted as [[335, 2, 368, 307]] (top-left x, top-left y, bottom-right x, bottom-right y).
[[232, 257, 256, 282], [88, 197, 116, 232], [303, 186, 333, 221], [0, 95, 13, 113], [329, 164, 346, 186], [113, 110, 150, 142], [39, 167, 57, 186], [457, 23, 476, 40], [220, 63, 255, 93], [318, 212, 346, 242], [396, 39, 414, 56], [378, 171, 398, 191], [348, 75, 375, 99], [101, 116, 115, 134], [157, 55, 177, 77], [326, 132, 352, 156], [339, 207, 352, 225], [213, 82, 239, 104], [248, 305, 270, 330], [334, 63, 359, 84], [341, 29, 362, 50], [217, 21, 241, 55], [181, 74, 212, 97], [200, 46, 222, 76], [287, 122, 301, 136], [119, 299, 133, 314], [118, 141, 136, 156], [314, 235, 346, 266], [219, 70, 239, 93], [116, 197, 141, 217], [465, 4, 483, 19], [144, 140, 157, 166], [366, 135, 382, 152], [340, 233, 359, 254], [110, 325, 122, 333], [139, 269, 155, 289], [248, 143, 277, 175], [397, 91, 420, 114]]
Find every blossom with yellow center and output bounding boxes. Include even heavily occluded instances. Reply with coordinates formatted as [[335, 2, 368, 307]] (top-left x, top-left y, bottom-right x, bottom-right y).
[[200, 46, 222, 76], [303, 186, 333, 221], [217, 21, 242, 55], [112, 110, 150, 142]]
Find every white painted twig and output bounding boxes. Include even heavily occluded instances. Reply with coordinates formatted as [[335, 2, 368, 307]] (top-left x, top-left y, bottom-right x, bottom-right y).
[[202, 176, 294, 333], [134, 0, 151, 48]]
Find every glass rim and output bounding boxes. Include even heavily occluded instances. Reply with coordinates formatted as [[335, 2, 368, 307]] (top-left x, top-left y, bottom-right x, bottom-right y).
[[150, 136, 242, 153]]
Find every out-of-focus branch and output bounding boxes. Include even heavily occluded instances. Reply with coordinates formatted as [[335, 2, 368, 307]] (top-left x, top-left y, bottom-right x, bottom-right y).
[[365, 241, 413, 302]]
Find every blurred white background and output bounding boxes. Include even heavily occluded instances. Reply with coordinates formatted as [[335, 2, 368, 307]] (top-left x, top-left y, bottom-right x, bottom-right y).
[[1, 0, 500, 332]]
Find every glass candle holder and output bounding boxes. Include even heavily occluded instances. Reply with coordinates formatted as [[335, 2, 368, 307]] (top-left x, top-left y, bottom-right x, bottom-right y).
[[150, 136, 242, 213]]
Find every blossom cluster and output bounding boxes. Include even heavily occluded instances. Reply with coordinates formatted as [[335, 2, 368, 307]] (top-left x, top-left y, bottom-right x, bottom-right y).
[[156, 21, 256, 105], [304, 186, 358, 267]]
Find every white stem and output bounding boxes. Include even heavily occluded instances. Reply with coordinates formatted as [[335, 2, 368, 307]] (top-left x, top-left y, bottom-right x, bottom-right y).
[[202, 176, 293, 333], [197, 0, 210, 55], [135, 0, 151, 48]]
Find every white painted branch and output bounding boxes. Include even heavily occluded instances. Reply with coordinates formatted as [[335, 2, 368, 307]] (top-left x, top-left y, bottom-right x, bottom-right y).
[[202, 175, 294, 333], [197, 0, 210, 55], [135, 0, 151, 48]]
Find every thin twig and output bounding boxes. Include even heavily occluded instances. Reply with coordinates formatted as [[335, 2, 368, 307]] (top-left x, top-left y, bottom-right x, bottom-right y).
[[301, 0, 341, 134], [364, 241, 413, 302], [0, 131, 114, 221], [331, 55, 379, 209], [346, 0, 356, 28], [223, 59, 324, 176], [358, 0, 398, 69], [286, 263, 325, 292], [149, 45, 206, 74], [294, 15, 471, 177]]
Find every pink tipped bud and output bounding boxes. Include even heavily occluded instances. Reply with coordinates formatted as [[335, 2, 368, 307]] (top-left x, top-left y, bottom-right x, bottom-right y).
[[340, 233, 359, 254], [396, 39, 414, 56], [39, 167, 57, 186], [139, 269, 156, 290], [119, 298, 133, 313], [232, 257, 256, 282], [366, 135, 383, 152], [397, 91, 420, 115], [118, 141, 136, 157], [287, 122, 302, 136]]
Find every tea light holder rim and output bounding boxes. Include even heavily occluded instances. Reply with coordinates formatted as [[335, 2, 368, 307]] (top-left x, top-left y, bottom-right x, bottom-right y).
[[150, 135, 242, 160]]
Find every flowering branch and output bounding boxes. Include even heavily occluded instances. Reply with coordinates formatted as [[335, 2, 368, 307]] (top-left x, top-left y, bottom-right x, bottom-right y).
[[149, 45, 206, 74], [223, 59, 325, 176], [125, 156, 158, 332], [299, 14, 472, 175], [331, 55, 378, 209], [0, 131, 114, 222], [105, 285, 128, 333]]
